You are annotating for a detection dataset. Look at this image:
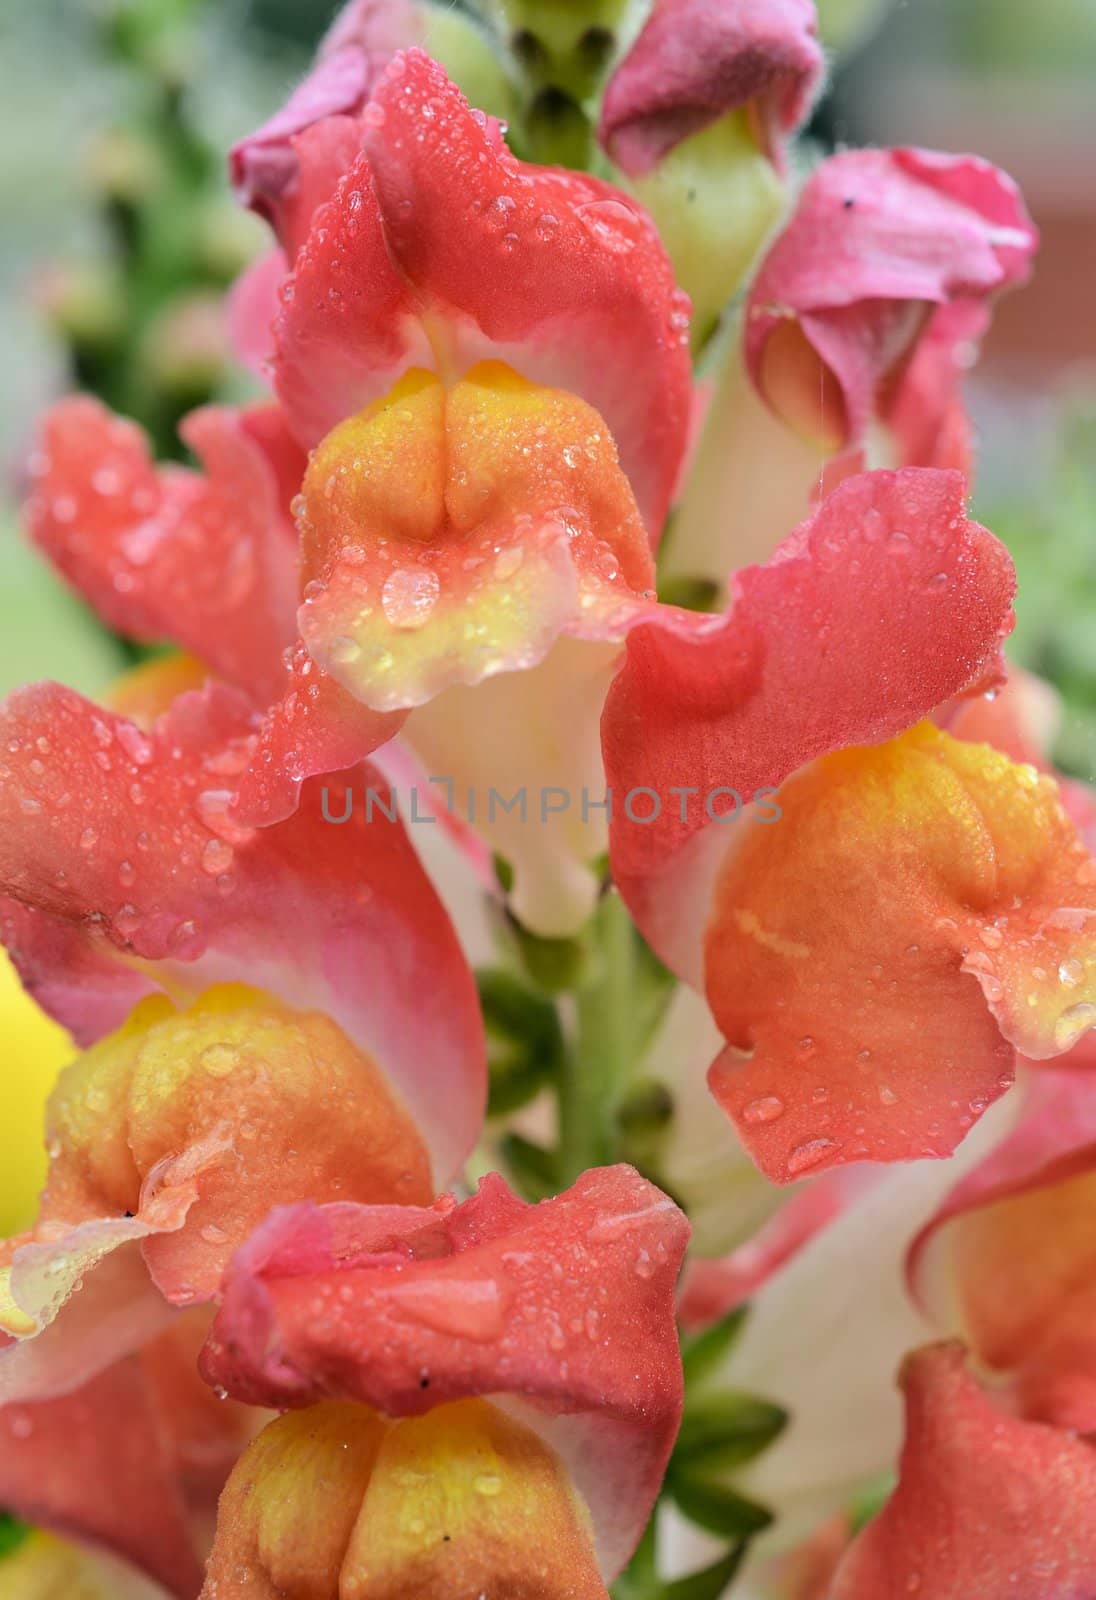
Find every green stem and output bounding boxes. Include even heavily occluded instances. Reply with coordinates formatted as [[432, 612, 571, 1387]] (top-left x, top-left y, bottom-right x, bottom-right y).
[[557, 890, 638, 1182]]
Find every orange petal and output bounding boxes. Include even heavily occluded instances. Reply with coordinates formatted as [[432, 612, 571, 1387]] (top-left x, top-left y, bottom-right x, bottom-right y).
[[202, 1399, 607, 1600], [706, 722, 1096, 1182], [296, 362, 656, 712], [0, 984, 432, 1393]]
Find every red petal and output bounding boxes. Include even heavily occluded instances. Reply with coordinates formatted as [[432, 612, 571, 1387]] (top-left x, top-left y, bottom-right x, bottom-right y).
[[0, 681, 484, 1182], [744, 148, 1037, 448], [202, 1165, 689, 1577], [26, 398, 302, 703], [603, 468, 1017, 975], [599, 0, 823, 178], [275, 50, 692, 538], [832, 1344, 1096, 1600], [0, 1356, 204, 1598], [231, 640, 402, 827]]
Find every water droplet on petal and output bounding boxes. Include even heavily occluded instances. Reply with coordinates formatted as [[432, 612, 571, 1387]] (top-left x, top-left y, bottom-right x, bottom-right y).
[[202, 837, 234, 876], [741, 1095, 785, 1125], [786, 1137, 838, 1176], [382, 567, 439, 630], [1054, 1001, 1096, 1051], [199, 1044, 238, 1079], [329, 635, 362, 664]]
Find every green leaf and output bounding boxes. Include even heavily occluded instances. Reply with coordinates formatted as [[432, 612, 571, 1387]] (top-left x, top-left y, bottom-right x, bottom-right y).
[[476, 968, 564, 1117], [511, 920, 589, 993], [675, 1391, 788, 1472], [499, 1133, 559, 1202], [656, 576, 722, 614], [0, 1512, 30, 1562], [660, 1545, 747, 1600], [681, 1306, 749, 1387], [849, 1471, 896, 1532], [612, 1538, 746, 1600], [667, 1466, 773, 1540]]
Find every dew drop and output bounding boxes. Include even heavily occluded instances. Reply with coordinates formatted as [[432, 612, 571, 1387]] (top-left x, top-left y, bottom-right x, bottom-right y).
[[202, 837, 234, 876], [786, 1137, 838, 1176], [199, 1043, 239, 1079], [1054, 1002, 1096, 1051], [741, 1095, 785, 1125], [382, 567, 439, 629], [329, 635, 362, 665]]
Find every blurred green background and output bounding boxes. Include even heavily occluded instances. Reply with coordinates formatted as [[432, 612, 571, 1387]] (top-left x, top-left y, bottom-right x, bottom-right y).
[[0, 0, 1093, 780]]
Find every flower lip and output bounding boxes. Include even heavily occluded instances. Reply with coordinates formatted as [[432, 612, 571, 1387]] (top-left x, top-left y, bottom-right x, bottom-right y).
[[294, 362, 658, 714], [201, 1396, 610, 1600]]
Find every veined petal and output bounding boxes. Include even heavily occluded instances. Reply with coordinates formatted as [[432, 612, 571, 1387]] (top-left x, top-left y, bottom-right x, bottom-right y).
[[274, 50, 692, 538], [25, 399, 303, 704], [831, 1344, 1096, 1600], [704, 723, 1096, 1183], [202, 1165, 689, 1578], [0, 681, 484, 1184], [599, 0, 823, 178], [744, 148, 1037, 450]]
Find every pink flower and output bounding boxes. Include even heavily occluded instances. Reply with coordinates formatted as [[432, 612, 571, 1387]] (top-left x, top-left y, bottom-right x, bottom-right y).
[[744, 148, 1037, 460], [0, 676, 482, 1400], [599, 0, 824, 178]]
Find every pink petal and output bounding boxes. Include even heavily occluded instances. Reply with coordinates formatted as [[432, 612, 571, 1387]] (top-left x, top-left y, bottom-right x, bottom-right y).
[[202, 1165, 689, 1578], [230, 0, 421, 249], [602, 467, 1017, 975], [0, 681, 484, 1183], [0, 1356, 204, 1598], [274, 50, 692, 539], [744, 148, 1037, 449], [26, 398, 303, 704], [910, 1071, 1096, 1431], [832, 1344, 1096, 1600], [599, 0, 823, 178]]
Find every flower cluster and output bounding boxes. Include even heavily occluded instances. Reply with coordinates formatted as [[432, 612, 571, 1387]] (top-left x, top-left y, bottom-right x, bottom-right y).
[[2, 1, 1095, 1596]]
